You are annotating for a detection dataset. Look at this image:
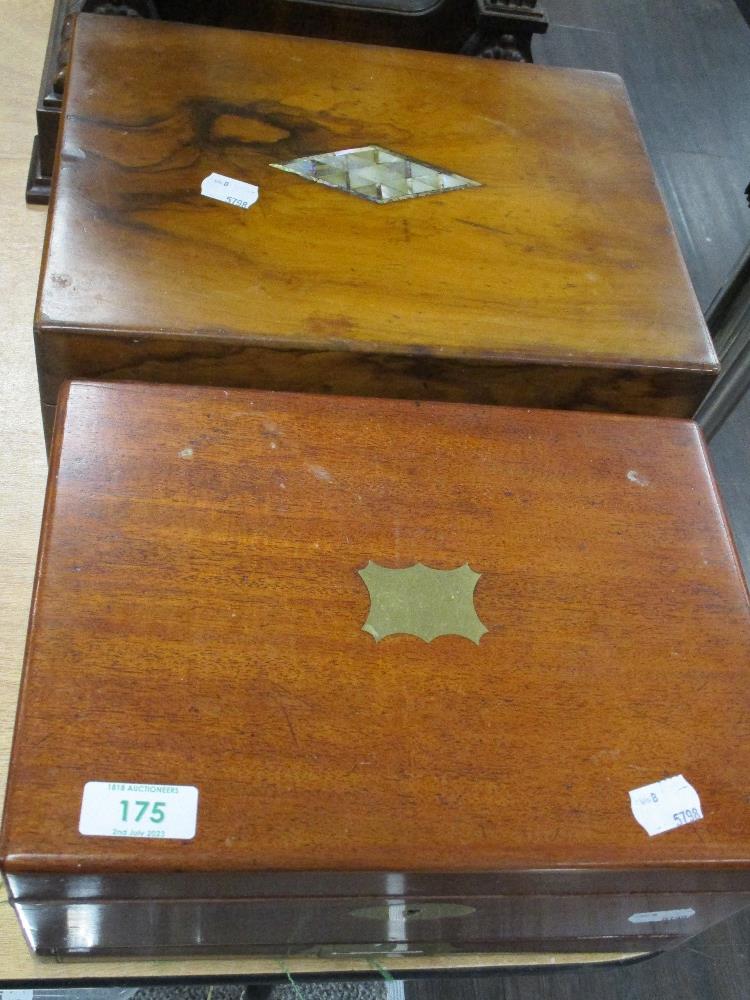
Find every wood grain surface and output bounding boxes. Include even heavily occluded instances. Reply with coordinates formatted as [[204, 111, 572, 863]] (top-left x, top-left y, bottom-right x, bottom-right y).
[[4, 382, 750, 880], [34, 14, 716, 433], [2, 0, 746, 984], [0, 0, 639, 976]]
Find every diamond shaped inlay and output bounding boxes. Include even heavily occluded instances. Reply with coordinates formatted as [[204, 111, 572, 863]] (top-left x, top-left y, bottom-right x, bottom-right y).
[[270, 145, 481, 204]]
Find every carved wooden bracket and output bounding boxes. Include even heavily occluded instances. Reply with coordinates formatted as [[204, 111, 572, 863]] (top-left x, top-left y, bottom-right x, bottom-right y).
[[463, 0, 548, 61]]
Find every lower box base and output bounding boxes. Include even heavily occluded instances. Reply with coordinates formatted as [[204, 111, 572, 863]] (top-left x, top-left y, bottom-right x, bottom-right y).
[[12, 893, 746, 957]]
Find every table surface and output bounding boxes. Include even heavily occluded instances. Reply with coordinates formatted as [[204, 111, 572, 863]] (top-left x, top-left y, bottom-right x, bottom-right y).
[[0, 0, 638, 980]]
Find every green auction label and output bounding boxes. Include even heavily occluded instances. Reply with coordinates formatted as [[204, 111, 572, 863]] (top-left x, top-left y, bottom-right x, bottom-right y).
[[79, 781, 199, 840]]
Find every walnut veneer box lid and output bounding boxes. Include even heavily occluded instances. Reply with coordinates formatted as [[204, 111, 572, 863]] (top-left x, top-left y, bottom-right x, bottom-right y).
[[34, 15, 715, 423], [2, 381, 750, 897]]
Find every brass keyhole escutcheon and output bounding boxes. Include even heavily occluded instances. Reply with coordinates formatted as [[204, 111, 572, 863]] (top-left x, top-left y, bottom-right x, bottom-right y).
[[350, 902, 476, 922]]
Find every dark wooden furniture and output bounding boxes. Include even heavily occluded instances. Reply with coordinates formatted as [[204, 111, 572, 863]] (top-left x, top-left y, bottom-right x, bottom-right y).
[[34, 16, 715, 443], [3, 380, 750, 956], [27, 0, 549, 203], [697, 245, 750, 440]]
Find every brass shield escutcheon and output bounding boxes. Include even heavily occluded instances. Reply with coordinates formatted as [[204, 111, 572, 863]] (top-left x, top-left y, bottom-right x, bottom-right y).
[[357, 561, 487, 644]]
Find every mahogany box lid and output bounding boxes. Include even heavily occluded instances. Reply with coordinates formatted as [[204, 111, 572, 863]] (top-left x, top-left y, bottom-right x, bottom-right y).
[[34, 15, 715, 419], [2, 381, 750, 900]]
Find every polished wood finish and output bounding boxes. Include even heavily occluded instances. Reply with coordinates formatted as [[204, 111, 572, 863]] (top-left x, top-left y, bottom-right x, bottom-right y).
[[3, 381, 750, 955], [0, 0, 628, 976], [27, 0, 548, 203], [6, 0, 750, 986], [34, 15, 715, 441]]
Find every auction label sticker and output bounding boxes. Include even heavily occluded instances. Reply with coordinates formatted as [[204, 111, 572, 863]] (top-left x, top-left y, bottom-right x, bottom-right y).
[[79, 782, 198, 840], [201, 172, 259, 210], [629, 774, 702, 836]]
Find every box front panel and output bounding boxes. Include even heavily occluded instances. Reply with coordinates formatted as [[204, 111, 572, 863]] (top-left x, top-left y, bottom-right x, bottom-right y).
[[14, 892, 750, 956], [35, 328, 715, 451]]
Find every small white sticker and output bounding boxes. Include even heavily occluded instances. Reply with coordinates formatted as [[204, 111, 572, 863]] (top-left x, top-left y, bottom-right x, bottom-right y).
[[201, 172, 259, 210], [629, 774, 703, 836], [629, 908, 696, 924], [79, 781, 198, 840]]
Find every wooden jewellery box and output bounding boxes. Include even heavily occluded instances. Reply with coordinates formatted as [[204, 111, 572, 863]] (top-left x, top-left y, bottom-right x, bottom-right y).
[[3, 380, 750, 957], [34, 14, 716, 442], [27, 0, 549, 203]]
